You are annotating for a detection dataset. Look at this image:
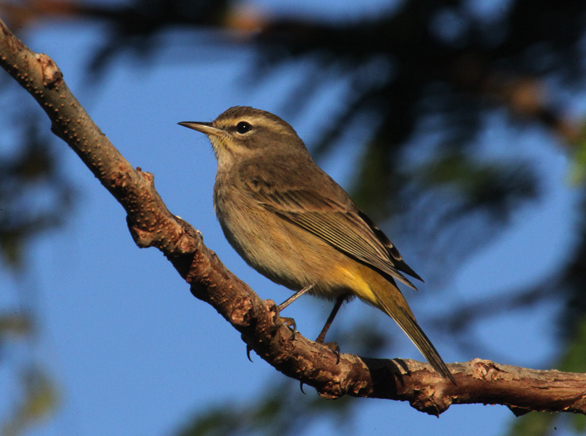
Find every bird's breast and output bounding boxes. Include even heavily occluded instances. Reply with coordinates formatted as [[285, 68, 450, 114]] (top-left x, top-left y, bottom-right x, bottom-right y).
[[212, 176, 355, 300]]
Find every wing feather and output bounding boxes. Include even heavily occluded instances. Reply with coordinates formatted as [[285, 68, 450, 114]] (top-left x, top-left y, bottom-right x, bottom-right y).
[[244, 173, 420, 289]]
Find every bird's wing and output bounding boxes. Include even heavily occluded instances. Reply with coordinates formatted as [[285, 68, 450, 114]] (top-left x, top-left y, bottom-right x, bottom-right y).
[[241, 169, 421, 289]]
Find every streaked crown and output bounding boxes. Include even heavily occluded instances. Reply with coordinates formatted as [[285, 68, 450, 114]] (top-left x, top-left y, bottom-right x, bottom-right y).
[[214, 106, 305, 150], [198, 106, 303, 145]]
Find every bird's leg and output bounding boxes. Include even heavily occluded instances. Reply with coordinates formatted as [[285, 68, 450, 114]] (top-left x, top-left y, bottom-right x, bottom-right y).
[[315, 296, 345, 363], [278, 283, 315, 311], [277, 284, 315, 339], [315, 296, 344, 343]]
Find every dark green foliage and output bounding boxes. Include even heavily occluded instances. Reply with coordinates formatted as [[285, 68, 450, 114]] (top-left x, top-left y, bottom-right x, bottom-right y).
[[177, 380, 352, 436]]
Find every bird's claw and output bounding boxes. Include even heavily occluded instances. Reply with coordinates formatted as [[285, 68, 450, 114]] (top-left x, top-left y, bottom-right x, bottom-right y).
[[323, 341, 341, 364], [299, 380, 306, 394], [281, 316, 297, 340]]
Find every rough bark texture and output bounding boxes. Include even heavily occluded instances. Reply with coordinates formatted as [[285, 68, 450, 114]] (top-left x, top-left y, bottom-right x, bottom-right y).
[[1, 18, 585, 416]]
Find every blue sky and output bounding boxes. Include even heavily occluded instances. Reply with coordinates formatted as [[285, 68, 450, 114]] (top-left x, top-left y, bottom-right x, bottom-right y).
[[0, 2, 582, 435]]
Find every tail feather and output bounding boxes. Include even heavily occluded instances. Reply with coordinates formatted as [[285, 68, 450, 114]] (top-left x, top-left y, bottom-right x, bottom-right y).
[[376, 291, 455, 384]]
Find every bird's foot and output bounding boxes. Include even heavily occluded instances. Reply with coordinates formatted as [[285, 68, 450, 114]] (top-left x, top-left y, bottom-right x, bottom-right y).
[[281, 316, 297, 340], [316, 338, 341, 364]]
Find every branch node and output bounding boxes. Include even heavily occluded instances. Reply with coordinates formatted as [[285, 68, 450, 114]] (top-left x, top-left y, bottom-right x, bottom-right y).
[[471, 358, 510, 381], [35, 53, 62, 88], [130, 226, 157, 248], [177, 231, 198, 254], [264, 299, 278, 322], [138, 168, 154, 184], [231, 296, 253, 327], [110, 171, 130, 190], [411, 384, 452, 416]]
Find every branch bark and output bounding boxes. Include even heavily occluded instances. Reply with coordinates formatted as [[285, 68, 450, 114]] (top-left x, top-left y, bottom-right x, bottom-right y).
[[1, 18, 585, 417]]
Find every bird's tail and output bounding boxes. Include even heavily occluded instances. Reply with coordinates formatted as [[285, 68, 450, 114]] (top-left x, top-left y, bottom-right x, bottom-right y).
[[375, 286, 456, 384]]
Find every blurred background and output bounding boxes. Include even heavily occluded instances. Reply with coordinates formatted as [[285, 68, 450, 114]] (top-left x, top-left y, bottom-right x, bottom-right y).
[[1, 0, 585, 435]]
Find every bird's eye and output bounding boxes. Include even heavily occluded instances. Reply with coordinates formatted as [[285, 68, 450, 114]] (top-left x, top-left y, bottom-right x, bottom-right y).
[[236, 121, 252, 134]]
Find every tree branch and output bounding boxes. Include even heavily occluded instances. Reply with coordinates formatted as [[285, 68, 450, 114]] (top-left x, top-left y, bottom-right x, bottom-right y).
[[2, 18, 585, 416]]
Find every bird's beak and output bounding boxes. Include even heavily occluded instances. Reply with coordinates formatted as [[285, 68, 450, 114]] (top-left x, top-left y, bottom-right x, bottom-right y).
[[178, 121, 223, 137]]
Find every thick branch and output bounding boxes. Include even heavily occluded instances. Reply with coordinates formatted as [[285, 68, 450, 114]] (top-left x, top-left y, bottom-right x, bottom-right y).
[[1, 18, 585, 416]]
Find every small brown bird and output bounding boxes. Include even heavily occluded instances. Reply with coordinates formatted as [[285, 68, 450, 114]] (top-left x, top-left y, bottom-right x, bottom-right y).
[[179, 106, 454, 382]]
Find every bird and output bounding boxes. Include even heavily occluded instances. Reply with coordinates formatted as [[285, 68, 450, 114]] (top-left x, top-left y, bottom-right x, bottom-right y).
[[179, 106, 454, 383]]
